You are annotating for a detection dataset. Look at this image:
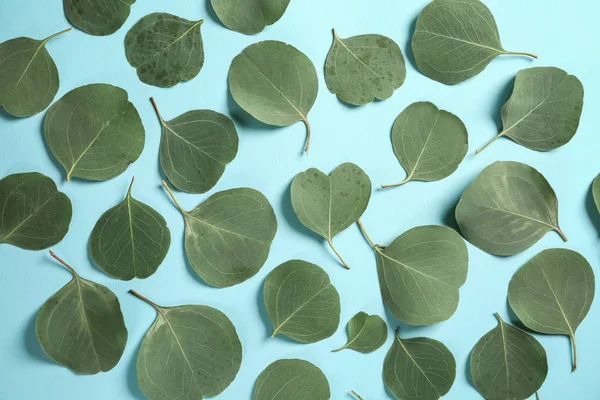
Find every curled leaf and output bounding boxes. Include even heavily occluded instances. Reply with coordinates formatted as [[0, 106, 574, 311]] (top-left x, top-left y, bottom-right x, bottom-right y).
[[332, 312, 387, 353]]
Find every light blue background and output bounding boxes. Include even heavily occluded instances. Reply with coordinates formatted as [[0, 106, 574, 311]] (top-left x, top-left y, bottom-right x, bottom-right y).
[[1, 0, 599, 399]]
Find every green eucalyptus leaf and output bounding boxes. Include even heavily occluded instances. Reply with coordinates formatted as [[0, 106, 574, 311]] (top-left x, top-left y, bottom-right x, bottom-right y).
[[412, 0, 537, 84], [130, 290, 242, 400], [44, 83, 145, 181], [126, 13, 204, 87], [382, 102, 468, 188], [0, 172, 72, 250], [0, 28, 70, 117], [291, 162, 371, 269], [90, 177, 171, 280], [151, 97, 238, 194], [264, 260, 341, 343], [456, 161, 566, 256], [470, 313, 548, 400], [228, 40, 318, 153], [211, 0, 291, 34], [508, 248, 595, 372], [253, 359, 330, 400], [383, 329, 456, 400], [36, 251, 128, 374], [64, 0, 135, 36], [332, 311, 387, 353], [594, 173, 600, 213], [325, 29, 406, 106], [162, 182, 277, 288]]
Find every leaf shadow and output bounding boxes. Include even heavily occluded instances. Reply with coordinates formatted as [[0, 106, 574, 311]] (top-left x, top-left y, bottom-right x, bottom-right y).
[[0, 106, 20, 121], [203, 0, 227, 30], [585, 182, 600, 236], [490, 76, 515, 132], [506, 298, 532, 332], [39, 118, 68, 183], [442, 187, 463, 232], [182, 242, 214, 289], [226, 83, 280, 134], [279, 183, 319, 239], [383, 307, 423, 337], [126, 337, 146, 400], [464, 349, 474, 388], [255, 280, 298, 344], [23, 311, 53, 365], [404, 15, 418, 72]]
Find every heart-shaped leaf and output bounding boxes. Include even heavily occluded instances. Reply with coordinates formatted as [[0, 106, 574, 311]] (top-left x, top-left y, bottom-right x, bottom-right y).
[[126, 13, 204, 87], [211, 0, 291, 34], [0, 172, 72, 250], [253, 359, 330, 400], [229, 40, 318, 153], [44, 83, 145, 181], [36, 251, 128, 374], [325, 29, 406, 106], [332, 311, 387, 353], [264, 260, 341, 343], [456, 161, 566, 256], [151, 97, 238, 193], [508, 248, 595, 372], [90, 177, 171, 280], [291, 162, 371, 269], [64, 0, 135, 36], [162, 181, 277, 288], [412, 0, 536, 84]]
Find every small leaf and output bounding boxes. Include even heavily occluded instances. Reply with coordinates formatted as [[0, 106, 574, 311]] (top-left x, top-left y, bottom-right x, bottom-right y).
[[64, 0, 135, 36], [412, 0, 536, 84], [0, 28, 70, 117], [90, 177, 171, 280], [332, 312, 387, 353], [456, 161, 566, 256], [228, 40, 318, 153], [130, 290, 242, 400], [291, 162, 371, 269], [383, 328, 456, 400], [325, 29, 406, 106], [382, 102, 468, 188], [36, 251, 128, 374], [0, 172, 72, 250], [151, 97, 238, 193], [162, 181, 277, 288], [470, 313, 548, 400], [264, 260, 341, 343], [508, 248, 595, 372], [126, 13, 204, 87], [44, 83, 145, 181], [253, 359, 330, 400], [211, 0, 291, 34]]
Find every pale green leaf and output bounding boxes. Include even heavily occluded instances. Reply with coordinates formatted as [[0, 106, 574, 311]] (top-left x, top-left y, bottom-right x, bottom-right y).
[[332, 311, 387, 353], [211, 0, 290, 34], [253, 359, 330, 400], [64, 0, 135, 36]]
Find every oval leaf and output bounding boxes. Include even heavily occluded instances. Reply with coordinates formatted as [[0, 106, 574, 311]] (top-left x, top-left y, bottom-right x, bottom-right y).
[[264, 260, 341, 343], [0, 172, 72, 250], [211, 0, 291, 34], [64, 0, 135, 36], [382, 102, 468, 188], [412, 0, 536, 84], [332, 311, 387, 353], [508, 248, 595, 372], [383, 329, 456, 400], [126, 13, 204, 87], [456, 161, 566, 256], [44, 83, 145, 181], [228, 40, 318, 153], [36, 251, 128, 374], [253, 359, 330, 400], [291, 162, 371, 269], [325, 30, 406, 106], [470, 313, 548, 400]]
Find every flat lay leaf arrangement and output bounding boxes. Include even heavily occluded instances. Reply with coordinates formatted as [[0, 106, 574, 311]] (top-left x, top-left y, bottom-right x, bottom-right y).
[[63, 0, 135, 36]]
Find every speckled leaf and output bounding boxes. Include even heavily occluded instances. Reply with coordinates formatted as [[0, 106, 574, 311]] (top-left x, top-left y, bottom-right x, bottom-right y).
[[253, 359, 330, 400], [211, 0, 290, 34], [332, 312, 387, 353], [64, 0, 135, 36]]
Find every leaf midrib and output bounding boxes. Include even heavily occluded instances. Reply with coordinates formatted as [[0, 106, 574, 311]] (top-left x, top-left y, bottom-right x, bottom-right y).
[[185, 213, 268, 244], [136, 20, 202, 68], [415, 29, 502, 54], [461, 200, 558, 232], [538, 266, 575, 338], [1, 190, 58, 242], [74, 279, 102, 371], [273, 283, 332, 334], [396, 337, 441, 397], [334, 34, 386, 80]]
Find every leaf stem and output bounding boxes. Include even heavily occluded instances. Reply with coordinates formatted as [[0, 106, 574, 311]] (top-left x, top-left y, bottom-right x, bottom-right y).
[[357, 219, 377, 250], [571, 333, 577, 372], [48, 250, 79, 278], [150, 97, 164, 123], [350, 390, 364, 400], [503, 50, 538, 59], [328, 239, 350, 269], [555, 226, 568, 242], [127, 176, 135, 197], [43, 27, 72, 43], [331, 344, 348, 353], [129, 289, 162, 310], [536, 391, 540, 400], [493, 312, 504, 324], [381, 176, 411, 189], [303, 117, 311, 154], [161, 180, 187, 215], [475, 133, 504, 155]]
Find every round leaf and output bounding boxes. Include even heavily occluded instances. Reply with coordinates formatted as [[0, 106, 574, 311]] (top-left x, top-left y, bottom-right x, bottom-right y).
[[211, 0, 291, 34], [253, 359, 330, 400], [332, 311, 387, 353], [64, 0, 135, 36]]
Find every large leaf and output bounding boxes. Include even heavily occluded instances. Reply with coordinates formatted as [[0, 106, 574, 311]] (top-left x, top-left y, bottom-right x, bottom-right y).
[[151, 97, 238, 193], [130, 290, 242, 400], [126, 13, 204, 87], [64, 0, 135, 36], [228, 40, 318, 153], [44, 83, 145, 181], [36, 251, 128, 374], [358, 221, 468, 325], [264, 260, 341, 343], [456, 161, 566, 256], [253, 359, 330, 400], [412, 0, 537, 84], [211, 0, 291, 34], [332, 311, 387, 353], [162, 181, 277, 288], [477, 67, 584, 154], [291, 163, 371, 269], [382, 102, 468, 188], [90, 177, 171, 280], [0, 28, 70, 117], [325, 29, 406, 106], [470, 313, 548, 400], [508, 248, 595, 372], [0, 172, 71, 250], [383, 329, 456, 400]]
